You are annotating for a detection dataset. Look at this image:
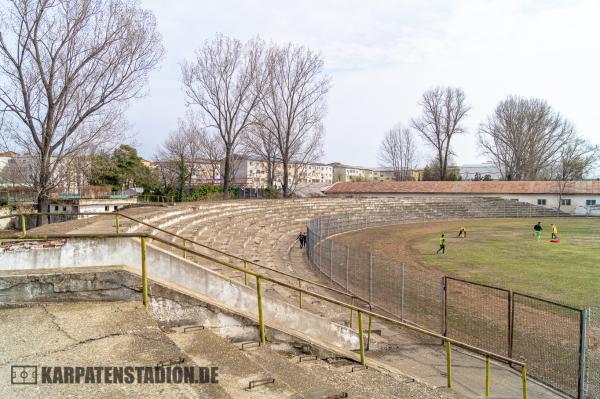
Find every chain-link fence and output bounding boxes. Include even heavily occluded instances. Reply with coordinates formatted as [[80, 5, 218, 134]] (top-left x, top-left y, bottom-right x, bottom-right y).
[[512, 293, 582, 398], [587, 307, 600, 398], [307, 210, 588, 398], [445, 278, 510, 357]]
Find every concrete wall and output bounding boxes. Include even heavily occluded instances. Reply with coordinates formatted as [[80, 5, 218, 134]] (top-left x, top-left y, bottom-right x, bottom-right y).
[[0, 207, 11, 229], [0, 237, 359, 350]]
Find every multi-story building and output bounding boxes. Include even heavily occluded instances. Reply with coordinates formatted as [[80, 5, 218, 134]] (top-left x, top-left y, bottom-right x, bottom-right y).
[[459, 162, 502, 180], [329, 163, 375, 182], [372, 167, 421, 182], [153, 160, 221, 186], [231, 157, 333, 189]]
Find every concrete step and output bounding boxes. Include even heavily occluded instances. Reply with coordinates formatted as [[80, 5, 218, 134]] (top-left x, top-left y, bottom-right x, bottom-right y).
[[167, 327, 296, 398]]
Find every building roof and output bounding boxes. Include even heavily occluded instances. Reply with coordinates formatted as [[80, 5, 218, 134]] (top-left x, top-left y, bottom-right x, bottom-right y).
[[325, 180, 600, 195], [328, 162, 374, 171]]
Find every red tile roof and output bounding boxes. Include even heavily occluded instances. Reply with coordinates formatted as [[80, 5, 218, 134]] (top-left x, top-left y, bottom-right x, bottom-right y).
[[325, 181, 600, 195]]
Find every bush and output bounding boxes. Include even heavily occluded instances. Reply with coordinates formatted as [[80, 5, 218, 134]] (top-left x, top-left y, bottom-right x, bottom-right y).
[[188, 184, 239, 201], [264, 185, 281, 198]]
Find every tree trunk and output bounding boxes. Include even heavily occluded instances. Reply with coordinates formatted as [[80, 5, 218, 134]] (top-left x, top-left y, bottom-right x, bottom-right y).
[[36, 191, 50, 227], [223, 149, 231, 199], [36, 160, 52, 226], [282, 158, 289, 197], [266, 159, 273, 188]]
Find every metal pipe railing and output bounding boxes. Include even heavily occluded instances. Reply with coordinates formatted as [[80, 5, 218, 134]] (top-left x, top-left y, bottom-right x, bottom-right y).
[[1, 211, 371, 310], [0, 232, 528, 398]]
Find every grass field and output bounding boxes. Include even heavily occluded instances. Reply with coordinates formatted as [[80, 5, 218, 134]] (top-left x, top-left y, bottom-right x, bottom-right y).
[[333, 217, 600, 308]]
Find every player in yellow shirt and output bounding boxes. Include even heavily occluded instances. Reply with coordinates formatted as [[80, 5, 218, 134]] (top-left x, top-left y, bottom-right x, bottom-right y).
[[551, 224, 558, 239], [436, 234, 446, 254]]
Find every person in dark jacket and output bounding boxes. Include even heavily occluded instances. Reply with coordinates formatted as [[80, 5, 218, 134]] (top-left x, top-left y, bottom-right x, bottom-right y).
[[533, 222, 543, 240], [295, 232, 306, 248]]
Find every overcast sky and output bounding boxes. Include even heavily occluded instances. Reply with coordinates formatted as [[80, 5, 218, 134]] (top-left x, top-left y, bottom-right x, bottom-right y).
[[130, 0, 600, 168]]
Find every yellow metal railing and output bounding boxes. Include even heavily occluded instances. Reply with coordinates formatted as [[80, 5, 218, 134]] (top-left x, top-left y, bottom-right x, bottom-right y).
[[5, 211, 372, 312], [0, 232, 529, 398]]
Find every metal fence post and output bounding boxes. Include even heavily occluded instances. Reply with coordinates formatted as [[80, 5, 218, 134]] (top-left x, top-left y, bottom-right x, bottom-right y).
[[485, 355, 491, 398], [578, 308, 589, 399], [400, 262, 405, 321], [508, 290, 514, 358], [243, 260, 248, 286], [319, 236, 323, 273], [115, 213, 120, 235], [522, 366, 528, 399], [442, 276, 448, 337], [357, 310, 365, 365], [366, 315, 372, 351], [349, 297, 354, 329], [182, 238, 187, 258], [20, 214, 26, 236], [345, 246, 350, 291], [256, 276, 266, 345], [141, 237, 148, 309], [369, 253, 373, 305], [329, 240, 333, 283], [446, 340, 452, 388]]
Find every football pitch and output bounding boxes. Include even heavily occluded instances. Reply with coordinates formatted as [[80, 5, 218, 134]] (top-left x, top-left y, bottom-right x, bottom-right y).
[[333, 217, 600, 308]]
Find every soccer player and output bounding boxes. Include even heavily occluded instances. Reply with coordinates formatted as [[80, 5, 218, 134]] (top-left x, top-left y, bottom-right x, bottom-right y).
[[551, 224, 558, 239], [457, 226, 467, 238], [436, 234, 446, 254], [533, 222, 543, 241]]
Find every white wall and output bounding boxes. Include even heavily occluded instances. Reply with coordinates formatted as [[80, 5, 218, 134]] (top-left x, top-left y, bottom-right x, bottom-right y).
[[0, 237, 359, 350], [494, 194, 600, 215]]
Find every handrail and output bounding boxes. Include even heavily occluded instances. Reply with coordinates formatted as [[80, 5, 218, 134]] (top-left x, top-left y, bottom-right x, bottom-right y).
[[1, 211, 371, 307], [0, 232, 529, 398]]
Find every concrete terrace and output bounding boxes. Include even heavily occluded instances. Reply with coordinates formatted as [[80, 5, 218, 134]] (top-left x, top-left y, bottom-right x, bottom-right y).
[[8, 197, 564, 398], [0, 300, 460, 399]]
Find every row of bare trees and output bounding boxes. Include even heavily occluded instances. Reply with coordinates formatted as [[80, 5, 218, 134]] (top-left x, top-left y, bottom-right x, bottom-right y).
[[154, 114, 223, 201], [179, 35, 330, 197], [379, 87, 598, 184], [378, 87, 470, 180], [0, 0, 164, 220]]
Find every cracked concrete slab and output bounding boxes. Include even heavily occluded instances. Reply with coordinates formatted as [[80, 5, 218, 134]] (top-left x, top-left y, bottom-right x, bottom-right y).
[[0, 301, 230, 398]]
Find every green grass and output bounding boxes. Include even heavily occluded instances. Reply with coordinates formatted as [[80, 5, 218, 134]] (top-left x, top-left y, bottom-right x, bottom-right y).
[[414, 218, 600, 308]]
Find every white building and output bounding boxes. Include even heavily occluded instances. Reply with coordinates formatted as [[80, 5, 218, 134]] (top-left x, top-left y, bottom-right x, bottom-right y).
[[329, 162, 375, 182], [48, 196, 138, 220], [459, 162, 502, 180], [325, 180, 600, 215], [231, 157, 333, 189]]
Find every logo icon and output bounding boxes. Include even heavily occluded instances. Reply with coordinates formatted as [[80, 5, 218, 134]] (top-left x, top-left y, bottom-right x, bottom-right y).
[[11, 366, 37, 384]]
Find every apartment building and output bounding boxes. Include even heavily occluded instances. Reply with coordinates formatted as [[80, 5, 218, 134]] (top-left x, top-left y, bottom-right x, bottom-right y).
[[232, 157, 333, 188], [329, 163, 375, 182], [372, 167, 421, 182]]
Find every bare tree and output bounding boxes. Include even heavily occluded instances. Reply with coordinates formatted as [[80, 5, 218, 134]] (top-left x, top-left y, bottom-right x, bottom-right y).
[[257, 43, 330, 197], [478, 96, 576, 181], [552, 138, 599, 212], [182, 34, 264, 198], [199, 131, 224, 182], [0, 0, 164, 221], [411, 87, 470, 180], [285, 126, 324, 194], [242, 123, 278, 188], [156, 127, 199, 202], [378, 124, 417, 180]]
